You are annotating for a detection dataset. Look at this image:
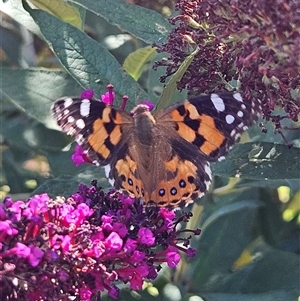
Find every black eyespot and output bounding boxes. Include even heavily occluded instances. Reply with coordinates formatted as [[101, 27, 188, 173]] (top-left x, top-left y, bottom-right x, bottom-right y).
[[141, 188, 145, 196], [128, 178, 133, 186], [179, 179, 186, 188], [159, 189, 165, 197], [170, 187, 177, 196], [120, 175, 126, 182], [187, 176, 195, 184], [136, 186, 140, 194]]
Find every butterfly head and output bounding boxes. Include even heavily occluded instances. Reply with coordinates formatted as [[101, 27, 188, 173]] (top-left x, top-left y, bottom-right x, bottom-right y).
[[131, 104, 152, 116], [131, 104, 156, 126]]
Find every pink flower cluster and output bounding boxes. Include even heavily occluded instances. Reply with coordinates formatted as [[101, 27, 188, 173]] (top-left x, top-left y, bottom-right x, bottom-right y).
[[0, 182, 199, 300]]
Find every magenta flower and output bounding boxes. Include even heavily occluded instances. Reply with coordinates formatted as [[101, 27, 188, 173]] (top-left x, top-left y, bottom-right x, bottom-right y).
[[138, 227, 155, 246], [100, 83, 115, 104], [0, 181, 200, 300], [80, 89, 94, 99], [71, 144, 92, 166]]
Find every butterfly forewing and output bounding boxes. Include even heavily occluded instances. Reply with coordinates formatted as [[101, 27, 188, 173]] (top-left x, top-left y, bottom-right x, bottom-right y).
[[52, 97, 132, 165], [156, 92, 261, 161]]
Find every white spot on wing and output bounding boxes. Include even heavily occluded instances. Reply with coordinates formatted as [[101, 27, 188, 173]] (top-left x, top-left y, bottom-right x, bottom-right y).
[[237, 111, 244, 117], [76, 134, 84, 144], [204, 163, 212, 180], [80, 99, 91, 117], [211, 94, 225, 112], [241, 104, 246, 110], [67, 116, 75, 123], [64, 97, 73, 108], [67, 128, 76, 135], [226, 114, 235, 124], [104, 164, 110, 177], [92, 160, 100, 166], [204, 180, 211, 190], [233, 93, 243, 102], [104, 165, 115, 186], [76, 119, 85, 129]]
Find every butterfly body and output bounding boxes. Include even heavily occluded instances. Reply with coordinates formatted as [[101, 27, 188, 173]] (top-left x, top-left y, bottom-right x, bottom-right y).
[[52, 92, 260, 208]]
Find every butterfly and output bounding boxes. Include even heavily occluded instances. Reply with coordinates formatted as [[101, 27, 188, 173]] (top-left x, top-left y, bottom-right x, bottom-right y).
[[52, 92, 260, 208]]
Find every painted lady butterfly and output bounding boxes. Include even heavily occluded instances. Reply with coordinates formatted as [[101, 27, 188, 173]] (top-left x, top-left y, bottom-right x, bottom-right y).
[[52, 92, 260, 208]]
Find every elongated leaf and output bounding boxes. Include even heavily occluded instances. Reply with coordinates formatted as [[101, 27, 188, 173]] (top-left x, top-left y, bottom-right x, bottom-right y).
[[32, 167, 110, 197], [0, 68, 82, 128], [146, 52, 188, 104], [211, 249, 300, 294], [189, 200, 262, 290], [31, 175, 82, 198], [23, 1, 149, 107], [71, 0, 171, 44], [155, 46, 199, 111], [30, 0, 83, 28], [123, 46, 157, 81], [212, 142, 300, 180], [200, 290, 299, 301]]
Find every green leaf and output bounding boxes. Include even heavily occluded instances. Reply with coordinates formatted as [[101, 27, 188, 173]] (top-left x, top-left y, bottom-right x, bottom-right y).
[[0, 112, 69, 152], [0, 68, 82, 128], [23, 1, 149, 108], [123, 46, 157, 81], [155, 47, 199, 111], [213, 249, 300, 294], [71, 0, 171, 44], [32, 168, 111, 197], [199, 290, 299, 301], [189, 200, 262, 291], [31, 175, 82, 198], [211, 142, 300, 180], [30, 0, 83, 29], [146, 52, 188, 104]]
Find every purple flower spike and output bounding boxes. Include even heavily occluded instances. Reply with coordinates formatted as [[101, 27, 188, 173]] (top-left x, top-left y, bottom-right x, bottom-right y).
[[154, 0, 300, 141], [0, 182, 201, 300]]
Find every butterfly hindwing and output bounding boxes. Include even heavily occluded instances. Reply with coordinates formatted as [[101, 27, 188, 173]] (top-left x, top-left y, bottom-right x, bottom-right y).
[[148, 136, 212, 208], [109, 152, 145, 199], [52, 97, 132, 166]]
